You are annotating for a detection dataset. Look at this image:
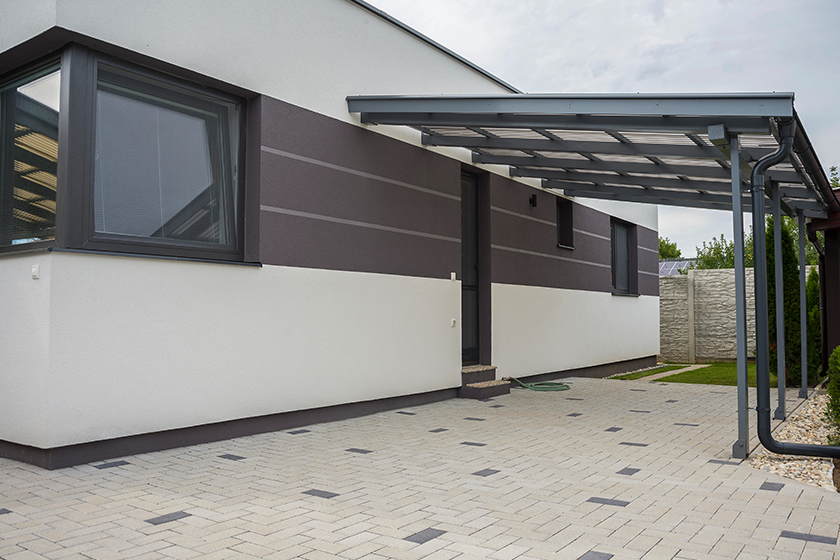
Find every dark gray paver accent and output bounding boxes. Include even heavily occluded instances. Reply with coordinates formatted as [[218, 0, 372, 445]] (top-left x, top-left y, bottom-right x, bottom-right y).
[[666, 399, 678, 403], [760, 481, 785, 492], [145, 511, 191, 525], [674, 423, 700, 427], [629, 389, 646, 392], [710, 391, 728, 394], [617, 467, 640, 476], [605, 427, 623, 432], [472, 468, 500, 477], [396, 411, 416, 415], [780, 531, 837, 545], [629, 410, 650, 413], [619, 442, 648, 447], [566, 397, 584, 401], [93, 460, 129, 469], [464, 417, 485, 421], [567, 413, 583, 417], [587, 497, 630, 507], [578, 552, 614, 560], [708, 459, 739, 465], [0, 508, 10, 514], [303, 489, 339, 499], [461, 441, 486, 447], [405, 527, 446, 544], [346, 448, 373, 454], [218, 454, 245, 461], [429, 428, 448, 433], [490, 404, 504, 408], [288, 429, 310, 435], [479, 398, 494, 402]]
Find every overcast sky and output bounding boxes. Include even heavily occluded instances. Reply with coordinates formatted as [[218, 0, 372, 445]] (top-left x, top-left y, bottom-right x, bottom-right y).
[[370, 0, 840, 257]]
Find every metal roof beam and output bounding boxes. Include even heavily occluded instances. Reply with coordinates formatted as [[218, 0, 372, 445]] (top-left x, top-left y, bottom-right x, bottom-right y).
[[470, 153, 803, 183], [348, 93, 795, 118], [513, 167, 736, 192], [422, 133, 775, 161], [359, 112, 771, 134], [546, 179, 769, 209]]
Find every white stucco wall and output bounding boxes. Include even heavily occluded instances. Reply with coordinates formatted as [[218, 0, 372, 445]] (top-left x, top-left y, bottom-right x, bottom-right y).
[[491, 283, 660, 378], [0, 252, 461, 448]]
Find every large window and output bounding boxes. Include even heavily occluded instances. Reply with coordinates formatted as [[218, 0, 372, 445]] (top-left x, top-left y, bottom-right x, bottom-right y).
[[0, 65, 60, 246], [611, 219, 637, 295], [0, 46, 244, 260]]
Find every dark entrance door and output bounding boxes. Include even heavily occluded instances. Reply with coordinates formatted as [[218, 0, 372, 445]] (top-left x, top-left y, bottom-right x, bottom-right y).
[[461, 172, 479, 364]]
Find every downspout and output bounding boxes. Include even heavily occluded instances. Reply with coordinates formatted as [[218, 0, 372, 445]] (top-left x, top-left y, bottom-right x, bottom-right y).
[[752, 117, 840, 458]]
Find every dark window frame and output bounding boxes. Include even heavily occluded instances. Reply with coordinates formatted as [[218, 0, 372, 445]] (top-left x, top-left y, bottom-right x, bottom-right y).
[[1, 43, 247, 261], [556, 196, 574, 249], [610, 218, 638, 295]]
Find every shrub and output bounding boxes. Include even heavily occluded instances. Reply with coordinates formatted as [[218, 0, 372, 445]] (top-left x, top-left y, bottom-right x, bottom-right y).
[[826, 346, 840, 446]]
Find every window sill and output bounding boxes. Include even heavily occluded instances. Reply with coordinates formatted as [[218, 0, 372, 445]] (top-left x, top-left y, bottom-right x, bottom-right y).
[[611, 291, 640, 297], [47, 247, 262, 267], [556, 243, 575, 251]]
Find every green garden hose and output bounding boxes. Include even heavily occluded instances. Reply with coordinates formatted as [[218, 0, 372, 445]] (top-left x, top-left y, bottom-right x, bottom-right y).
[[507, 377, 570, 391]]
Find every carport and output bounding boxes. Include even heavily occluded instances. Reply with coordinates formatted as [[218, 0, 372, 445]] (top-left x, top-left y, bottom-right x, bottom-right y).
[[348, 92, 840, 459]]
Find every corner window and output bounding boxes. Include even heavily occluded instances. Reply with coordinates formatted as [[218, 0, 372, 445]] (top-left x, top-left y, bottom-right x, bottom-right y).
[[0, 65, 61, 247], [611, 219, 637, 294], [0, 45, 244, 261], [556, 196, 573, 249]]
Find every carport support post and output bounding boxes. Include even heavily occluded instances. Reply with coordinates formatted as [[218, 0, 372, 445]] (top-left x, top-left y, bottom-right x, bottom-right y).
[[773, 182, 786, 420], [799, 209, 808, 399], [730, 133, 749, 459]]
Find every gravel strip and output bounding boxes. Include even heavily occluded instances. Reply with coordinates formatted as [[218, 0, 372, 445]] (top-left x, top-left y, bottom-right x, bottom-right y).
[[750, 393, 837, 492]]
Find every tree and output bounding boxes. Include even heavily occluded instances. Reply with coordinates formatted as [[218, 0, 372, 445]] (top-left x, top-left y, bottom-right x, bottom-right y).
[[693, 230, 754, 270], [658, 236, 681, 259], [766, 215, 801, 385], [806, 267, 822, 381]]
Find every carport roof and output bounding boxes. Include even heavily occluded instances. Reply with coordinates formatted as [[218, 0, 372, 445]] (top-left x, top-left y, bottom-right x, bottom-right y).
[[347, 93, 837, 217]]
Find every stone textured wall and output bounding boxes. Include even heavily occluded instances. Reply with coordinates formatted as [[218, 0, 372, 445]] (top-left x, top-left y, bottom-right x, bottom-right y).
[[659, 269, 756, 362], [659, 275, 690, 362]]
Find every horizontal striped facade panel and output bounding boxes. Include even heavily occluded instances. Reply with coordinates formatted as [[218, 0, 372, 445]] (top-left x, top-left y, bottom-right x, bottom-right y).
[[258, 97, 461, 278], [256, 94, 658, 293]]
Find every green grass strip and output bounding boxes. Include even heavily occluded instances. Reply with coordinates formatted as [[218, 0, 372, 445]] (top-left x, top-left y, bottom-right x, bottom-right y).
[[614, 365, 686, 380], [657, 362, 777, 388]]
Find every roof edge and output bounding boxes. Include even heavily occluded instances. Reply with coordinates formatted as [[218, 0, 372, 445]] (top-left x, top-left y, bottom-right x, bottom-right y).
[[345, 0, 521, 94]]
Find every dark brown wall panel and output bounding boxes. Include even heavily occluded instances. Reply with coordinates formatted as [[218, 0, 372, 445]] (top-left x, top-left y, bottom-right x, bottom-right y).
[[259, 97, 460, 278]]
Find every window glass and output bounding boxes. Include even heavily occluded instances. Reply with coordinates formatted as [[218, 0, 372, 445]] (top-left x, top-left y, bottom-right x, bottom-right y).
[[556, 197, 573, 248], [93, 66, 238, 247], [612, 221, 629, 292], [0, 67, 60, 246]]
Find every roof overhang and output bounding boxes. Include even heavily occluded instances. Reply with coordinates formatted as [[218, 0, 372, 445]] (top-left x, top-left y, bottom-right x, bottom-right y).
[[347, 93, 836, 218]]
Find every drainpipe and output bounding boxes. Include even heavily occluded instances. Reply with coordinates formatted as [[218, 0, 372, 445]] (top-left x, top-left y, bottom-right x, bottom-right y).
[[752, 117, 840, 458]]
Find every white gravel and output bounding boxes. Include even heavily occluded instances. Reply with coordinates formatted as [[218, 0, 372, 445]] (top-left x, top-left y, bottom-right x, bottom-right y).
[[749, 392, 837, 492]]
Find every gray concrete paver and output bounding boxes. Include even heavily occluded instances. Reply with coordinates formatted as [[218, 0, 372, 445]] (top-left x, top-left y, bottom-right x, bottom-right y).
[[1, 378, 838, 559]]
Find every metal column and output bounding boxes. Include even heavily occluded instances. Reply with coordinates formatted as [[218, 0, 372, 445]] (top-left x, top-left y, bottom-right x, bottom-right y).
[[773, 183, 786, 420], [731, 134, 750, 459], [799, 209, 809, 399]]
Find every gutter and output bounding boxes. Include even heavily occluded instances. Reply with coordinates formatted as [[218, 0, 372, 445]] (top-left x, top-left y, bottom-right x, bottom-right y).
[[752, 116, 840, 458]]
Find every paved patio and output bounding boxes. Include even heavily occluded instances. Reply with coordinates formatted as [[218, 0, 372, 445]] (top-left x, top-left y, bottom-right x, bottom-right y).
[[0, 378, 838, 560]]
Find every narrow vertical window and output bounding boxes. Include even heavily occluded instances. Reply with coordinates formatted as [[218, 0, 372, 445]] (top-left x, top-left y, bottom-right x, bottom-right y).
[[611, 219, 637, 294], [556, 196, 573, 249], [0, 66, 61, 246]]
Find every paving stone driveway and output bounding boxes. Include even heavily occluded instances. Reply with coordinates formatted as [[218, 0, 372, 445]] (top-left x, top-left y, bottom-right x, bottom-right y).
[[1, 378, 838, 560]]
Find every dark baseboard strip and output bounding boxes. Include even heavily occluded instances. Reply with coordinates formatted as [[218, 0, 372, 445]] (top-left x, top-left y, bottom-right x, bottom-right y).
[[514, 355, 657, 384], [0, 387, 458, 470]]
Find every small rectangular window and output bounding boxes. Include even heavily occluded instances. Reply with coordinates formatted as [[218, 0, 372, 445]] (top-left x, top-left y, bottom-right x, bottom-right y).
[[0, 65, 61, 247], [556, 197, 573, 249], [611, 219, 637, 294]]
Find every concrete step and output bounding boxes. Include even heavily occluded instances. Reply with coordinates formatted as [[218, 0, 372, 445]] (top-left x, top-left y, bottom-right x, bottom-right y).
[[458, 379, 510, 400], [461, 365, 497, 385]]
